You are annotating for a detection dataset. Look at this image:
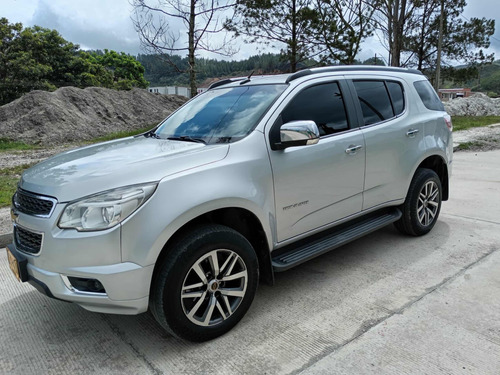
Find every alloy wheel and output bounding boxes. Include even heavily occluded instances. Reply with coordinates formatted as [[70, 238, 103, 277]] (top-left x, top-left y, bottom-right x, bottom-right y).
[[181, 249, 248, 327]]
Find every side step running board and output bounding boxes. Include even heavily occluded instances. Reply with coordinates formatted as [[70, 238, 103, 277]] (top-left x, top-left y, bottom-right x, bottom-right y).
[[272, 208, 402, 272]]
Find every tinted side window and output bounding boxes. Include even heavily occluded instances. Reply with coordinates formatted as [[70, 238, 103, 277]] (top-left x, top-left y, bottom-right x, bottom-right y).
[[281, 82, 349, 136], [353, 81, 394, 125], [413, 80, 445, 111], [387, 81, 405, 115]]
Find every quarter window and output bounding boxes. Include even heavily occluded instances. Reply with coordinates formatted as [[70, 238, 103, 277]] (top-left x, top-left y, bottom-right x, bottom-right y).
[[387, 81, 405, 115], [281, 82, 349, 136], [414, 80, 445, 111]]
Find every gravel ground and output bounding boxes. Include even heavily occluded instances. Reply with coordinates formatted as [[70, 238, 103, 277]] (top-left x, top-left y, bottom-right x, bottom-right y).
[[1, 124, 500, 236], [0, 144, 80, 170], [453, 123, 500, 151]]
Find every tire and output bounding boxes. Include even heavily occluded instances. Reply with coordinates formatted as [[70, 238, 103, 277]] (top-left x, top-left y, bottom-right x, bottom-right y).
[[149, 224, 259, 342], [394, 168, 442, 236]]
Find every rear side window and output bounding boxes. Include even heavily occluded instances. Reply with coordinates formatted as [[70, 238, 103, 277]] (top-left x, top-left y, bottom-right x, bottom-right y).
[[353, 80, 399, 126], [413, 80, 445, 111], [281, 82, 349, 136], [387, 81, 405, 115]]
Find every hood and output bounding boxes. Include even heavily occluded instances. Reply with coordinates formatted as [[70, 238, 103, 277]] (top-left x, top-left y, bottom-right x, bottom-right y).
[[20, 136, 229, 202]]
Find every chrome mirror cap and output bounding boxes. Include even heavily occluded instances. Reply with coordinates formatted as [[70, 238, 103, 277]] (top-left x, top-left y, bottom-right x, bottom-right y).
[[277, 120, 320, 149]]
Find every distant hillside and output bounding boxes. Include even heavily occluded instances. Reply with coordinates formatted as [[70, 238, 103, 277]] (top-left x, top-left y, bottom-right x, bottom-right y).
[[478, 60, 500, 94], [443, 60, 500, 96], [138, 53, 387, 88], [138, 53, 299, 87]]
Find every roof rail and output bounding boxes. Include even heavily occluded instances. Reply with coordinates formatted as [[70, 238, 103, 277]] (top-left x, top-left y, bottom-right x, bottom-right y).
[[285, 66, 423, 83], [208, 77, 245, 90]]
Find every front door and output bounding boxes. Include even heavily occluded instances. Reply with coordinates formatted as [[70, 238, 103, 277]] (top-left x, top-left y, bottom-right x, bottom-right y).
[[268, 81, 366, 242]]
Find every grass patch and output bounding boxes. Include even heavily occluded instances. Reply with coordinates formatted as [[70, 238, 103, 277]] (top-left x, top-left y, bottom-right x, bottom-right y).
[[0, 125, 157, 151], [452, 116, 500, 131], [0, 163, 37, 208], [90, 126, 155, 143], [0, 163, 37, 176], [0, 125, 157, 208], [455, 141, 483, 151], [0, 176, 18, 207], [0, 138, 39, 152]]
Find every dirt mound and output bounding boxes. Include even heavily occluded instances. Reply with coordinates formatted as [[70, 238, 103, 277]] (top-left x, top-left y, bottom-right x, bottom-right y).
[[444, 92, 500, 116], [0, 87, 187, 145]]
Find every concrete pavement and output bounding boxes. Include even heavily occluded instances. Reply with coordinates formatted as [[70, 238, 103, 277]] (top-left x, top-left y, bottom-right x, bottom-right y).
[[1, 150, 499, 374]]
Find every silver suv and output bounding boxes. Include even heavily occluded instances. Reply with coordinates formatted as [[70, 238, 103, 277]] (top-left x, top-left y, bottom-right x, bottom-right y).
[[7, 66, 453, 341]]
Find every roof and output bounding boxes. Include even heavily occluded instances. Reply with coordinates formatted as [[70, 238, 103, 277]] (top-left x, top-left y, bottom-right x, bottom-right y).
[[208, 65, 424, 90]]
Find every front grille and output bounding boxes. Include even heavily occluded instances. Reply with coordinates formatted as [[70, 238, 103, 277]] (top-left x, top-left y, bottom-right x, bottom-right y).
[[13, 189, 56, 217], [14, 226, 43, 255]]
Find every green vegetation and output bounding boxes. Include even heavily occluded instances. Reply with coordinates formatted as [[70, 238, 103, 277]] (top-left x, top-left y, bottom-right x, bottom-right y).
[[138, 53, 385, 87], [0, 139, 39, 152], [90, 126, 155, 143], [0, 176, 18, 207], [443, 60, 500, 94], [455, 141, 484, 151], [452, 116, 500, 131], [0, 164, 35, 207], [0, 18, 149, 106], [0, 127, 156, 207]]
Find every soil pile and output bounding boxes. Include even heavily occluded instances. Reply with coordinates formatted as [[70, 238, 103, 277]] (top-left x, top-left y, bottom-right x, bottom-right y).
[[444, 92, 500, 116], [0, 87, 187, 145]]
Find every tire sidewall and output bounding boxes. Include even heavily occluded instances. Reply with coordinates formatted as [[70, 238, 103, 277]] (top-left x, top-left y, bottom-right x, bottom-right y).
[[407, 169, 442, 235], [152, 226, 259, 341]]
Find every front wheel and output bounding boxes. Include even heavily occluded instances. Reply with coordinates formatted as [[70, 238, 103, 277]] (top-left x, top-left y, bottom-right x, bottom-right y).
[[149, 225, 259, 342], [395, 168, 442, 236]]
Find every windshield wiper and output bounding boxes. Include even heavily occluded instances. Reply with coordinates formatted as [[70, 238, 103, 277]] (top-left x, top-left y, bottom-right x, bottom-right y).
[[167, 136, 207, 144]]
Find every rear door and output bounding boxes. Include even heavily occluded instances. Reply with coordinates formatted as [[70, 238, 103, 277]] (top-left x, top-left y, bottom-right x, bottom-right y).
[[267, 79, 366, 242], [348, 78, 423, 209]]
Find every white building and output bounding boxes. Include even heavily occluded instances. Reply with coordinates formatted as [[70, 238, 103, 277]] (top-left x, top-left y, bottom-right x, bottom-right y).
[[148, 86, 208, 98]]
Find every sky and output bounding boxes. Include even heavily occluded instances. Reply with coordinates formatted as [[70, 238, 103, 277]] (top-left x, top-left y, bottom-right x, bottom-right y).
[[1, 0, 499, 64]]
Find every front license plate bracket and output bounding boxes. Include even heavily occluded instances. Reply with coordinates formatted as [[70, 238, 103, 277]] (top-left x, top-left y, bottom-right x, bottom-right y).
[[6, 245, 29, 282]]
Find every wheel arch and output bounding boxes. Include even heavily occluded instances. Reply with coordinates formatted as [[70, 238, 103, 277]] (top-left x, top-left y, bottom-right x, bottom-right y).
[[415, 154, 449, 201], [152, 206, 275, 287]]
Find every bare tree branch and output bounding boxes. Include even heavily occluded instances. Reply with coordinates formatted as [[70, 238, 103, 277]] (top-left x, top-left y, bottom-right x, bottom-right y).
[[131, 0, 237, 96]]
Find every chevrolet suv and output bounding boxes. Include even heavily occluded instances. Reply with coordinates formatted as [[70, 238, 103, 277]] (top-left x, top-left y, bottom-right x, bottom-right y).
[[7, 66, 453, 341]]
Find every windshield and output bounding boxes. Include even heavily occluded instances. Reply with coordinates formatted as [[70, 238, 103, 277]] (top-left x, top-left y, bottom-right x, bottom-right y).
[[155, 84, 286, 144]]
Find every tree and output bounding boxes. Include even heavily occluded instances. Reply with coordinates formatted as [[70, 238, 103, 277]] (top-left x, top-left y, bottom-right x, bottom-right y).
[[0, 19, 59, 104], [313, 0, 375, 65], [132, 0, 236, 97], [226, 0, 319, 72], [0, 18, 149, 106], [17, 25, 80, 87], [370, 0, 495, 71], [402, 0, 495, 71], [369, 0, 419, 67], [95, 50, 149, 89]]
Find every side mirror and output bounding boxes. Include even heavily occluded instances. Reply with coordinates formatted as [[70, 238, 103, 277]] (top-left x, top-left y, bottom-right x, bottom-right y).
[[274, 120, 320, 150]]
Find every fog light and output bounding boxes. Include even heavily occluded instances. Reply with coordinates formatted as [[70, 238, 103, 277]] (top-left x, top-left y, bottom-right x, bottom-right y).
[[67, 276, 106, 294]]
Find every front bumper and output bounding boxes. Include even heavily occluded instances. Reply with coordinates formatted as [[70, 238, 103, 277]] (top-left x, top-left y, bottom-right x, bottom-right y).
[[7, 243, 153, 315]]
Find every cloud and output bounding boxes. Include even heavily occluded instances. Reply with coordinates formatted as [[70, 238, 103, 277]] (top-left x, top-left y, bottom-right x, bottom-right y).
[[30, 0, 142, 55]]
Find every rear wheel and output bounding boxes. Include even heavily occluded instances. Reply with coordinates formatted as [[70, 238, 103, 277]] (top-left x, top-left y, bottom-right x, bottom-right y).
[[395, 168, 442, 236], [149, 225, 259, 342]]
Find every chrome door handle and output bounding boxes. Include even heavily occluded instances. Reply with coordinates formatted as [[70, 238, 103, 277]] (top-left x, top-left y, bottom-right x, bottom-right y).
[[406, 129, 419, 137], [345, 145, 363, 154]]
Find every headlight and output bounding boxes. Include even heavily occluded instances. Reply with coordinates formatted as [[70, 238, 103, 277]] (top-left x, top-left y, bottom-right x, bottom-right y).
[[58, 183, 157, 231]]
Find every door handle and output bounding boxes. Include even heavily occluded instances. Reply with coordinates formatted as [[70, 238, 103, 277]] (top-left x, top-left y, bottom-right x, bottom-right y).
[[345, 145, 363, 154], [406, 129, 419, 137]]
